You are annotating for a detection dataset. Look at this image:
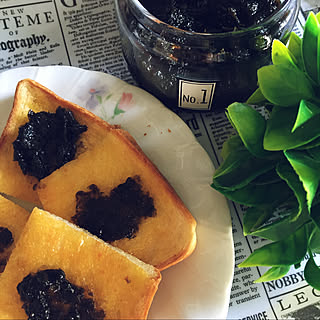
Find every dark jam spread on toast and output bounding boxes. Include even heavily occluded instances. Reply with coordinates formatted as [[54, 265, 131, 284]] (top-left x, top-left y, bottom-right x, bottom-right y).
[[0, 226, 13, 273], [13, 107, 87, 180], [17, 269, 105, 319], [73, 177, 156, 242]]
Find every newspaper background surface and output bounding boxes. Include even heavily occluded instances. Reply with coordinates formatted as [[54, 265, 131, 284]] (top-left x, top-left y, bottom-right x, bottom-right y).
[[0, 0, 319, 319]]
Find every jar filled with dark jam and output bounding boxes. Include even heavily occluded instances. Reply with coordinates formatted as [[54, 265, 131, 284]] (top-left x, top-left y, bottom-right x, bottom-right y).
[[115, 0, 300, 112]]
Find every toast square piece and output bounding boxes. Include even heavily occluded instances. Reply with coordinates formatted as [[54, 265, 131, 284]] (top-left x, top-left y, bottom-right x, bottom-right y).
[[0, 207, 161, 319], [1, 79, 196, 270], [0, 78, 110, 205], [0, 194, 29, 274]]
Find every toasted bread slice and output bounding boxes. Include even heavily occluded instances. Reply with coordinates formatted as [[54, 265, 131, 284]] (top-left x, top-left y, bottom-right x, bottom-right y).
[[0, 194, 29, 274], [0, 207, 161, 319], [0, 79, 196, 270]]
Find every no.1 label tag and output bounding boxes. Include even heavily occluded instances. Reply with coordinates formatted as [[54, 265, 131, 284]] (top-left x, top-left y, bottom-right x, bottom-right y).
[[178, 79, 216, 110]]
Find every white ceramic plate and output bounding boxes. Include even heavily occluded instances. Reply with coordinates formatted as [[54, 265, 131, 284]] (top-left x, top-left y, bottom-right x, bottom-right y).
[[0, 66, 234, 319]]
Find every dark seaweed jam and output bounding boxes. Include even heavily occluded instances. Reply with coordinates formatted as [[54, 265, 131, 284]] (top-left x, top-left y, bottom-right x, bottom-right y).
[[0, 259, 6, 273], [17, 269, 105, 320], [72, 177, 156, 242], [13, 107, 87, 180], [0, 227, 13, 273], [140, 0, 281, 33], [0, 227, 13, 253]]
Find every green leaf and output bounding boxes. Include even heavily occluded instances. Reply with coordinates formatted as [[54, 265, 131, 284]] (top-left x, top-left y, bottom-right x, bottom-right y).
[[258, 64, 314, 107], [252, 168, 282, 185], [239, 226, 308, 267], [309, 226, 320, 253], [243, 192, 312, 241], [292, 100, 320, 132], [304, 252, 320, 290], [225, 109, 235, 128], [255, 266, 291, 283], [213, 149, 276, 191], [246, 87, 268, 105], [243, 206, 275, 236], [285, 149, 320, 211], [221, 135, 244, 160], [310, 202, 320, 230], [296, 136, 320, 150], [212, 179, 292, 207], [248, 207, 311, 241], [276, 161, 307, 220], [264, 106, 320, 150], [226, 103, 269, 157], [272, 39, 297, 67], [302, 12, 320, 85], [318, 25, 320, 85], [287, 31, 303, 70], [307, 146, 320, 160]]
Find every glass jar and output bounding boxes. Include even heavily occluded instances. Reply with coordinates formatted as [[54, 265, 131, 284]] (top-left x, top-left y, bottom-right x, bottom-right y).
[[115, 0, 300, 112]]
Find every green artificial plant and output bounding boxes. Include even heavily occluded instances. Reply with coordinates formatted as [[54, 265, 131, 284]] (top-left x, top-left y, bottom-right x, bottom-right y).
[[211, 12, 320, 289]]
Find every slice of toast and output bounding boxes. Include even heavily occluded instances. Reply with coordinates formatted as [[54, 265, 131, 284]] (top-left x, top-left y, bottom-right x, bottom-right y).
[[0, 194, 29, 274], [0, 79, 197, 270], [0, 207, 161, 319]]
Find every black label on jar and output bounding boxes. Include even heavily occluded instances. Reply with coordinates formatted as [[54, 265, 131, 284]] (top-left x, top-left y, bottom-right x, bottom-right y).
[[178, 78, 217, 111]]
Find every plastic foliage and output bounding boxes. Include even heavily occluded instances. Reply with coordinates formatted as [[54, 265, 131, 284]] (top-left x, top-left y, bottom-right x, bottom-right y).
[[211, 12, 320, 289]]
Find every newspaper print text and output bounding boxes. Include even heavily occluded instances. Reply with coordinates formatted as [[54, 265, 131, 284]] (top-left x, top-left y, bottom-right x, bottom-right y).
[[0, 34, 48, 52]]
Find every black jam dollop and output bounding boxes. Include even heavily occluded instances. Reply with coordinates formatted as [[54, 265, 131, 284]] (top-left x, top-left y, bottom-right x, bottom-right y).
[[17, 269, 105, 320], [0, 226, 13, 273], [0, 226, 13, 253], [72, 177, 156, 242], [140, 0, 281, 33], [13, 107, 88, 180]]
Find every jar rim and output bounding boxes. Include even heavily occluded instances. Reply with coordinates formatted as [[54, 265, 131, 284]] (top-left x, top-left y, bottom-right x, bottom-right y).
[[127, 0, 300, 38]]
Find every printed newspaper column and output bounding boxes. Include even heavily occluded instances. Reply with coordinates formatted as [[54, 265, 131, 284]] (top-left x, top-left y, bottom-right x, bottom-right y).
[[55, 0, 132, 82], [263, 255, 320, 319], [0, 0, 71, 71], [227, 204, 277, 320]]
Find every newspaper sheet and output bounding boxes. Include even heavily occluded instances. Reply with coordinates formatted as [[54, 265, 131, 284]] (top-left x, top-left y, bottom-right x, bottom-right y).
[[302, 0, 320, 14], [0, 0, 319, 319]]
